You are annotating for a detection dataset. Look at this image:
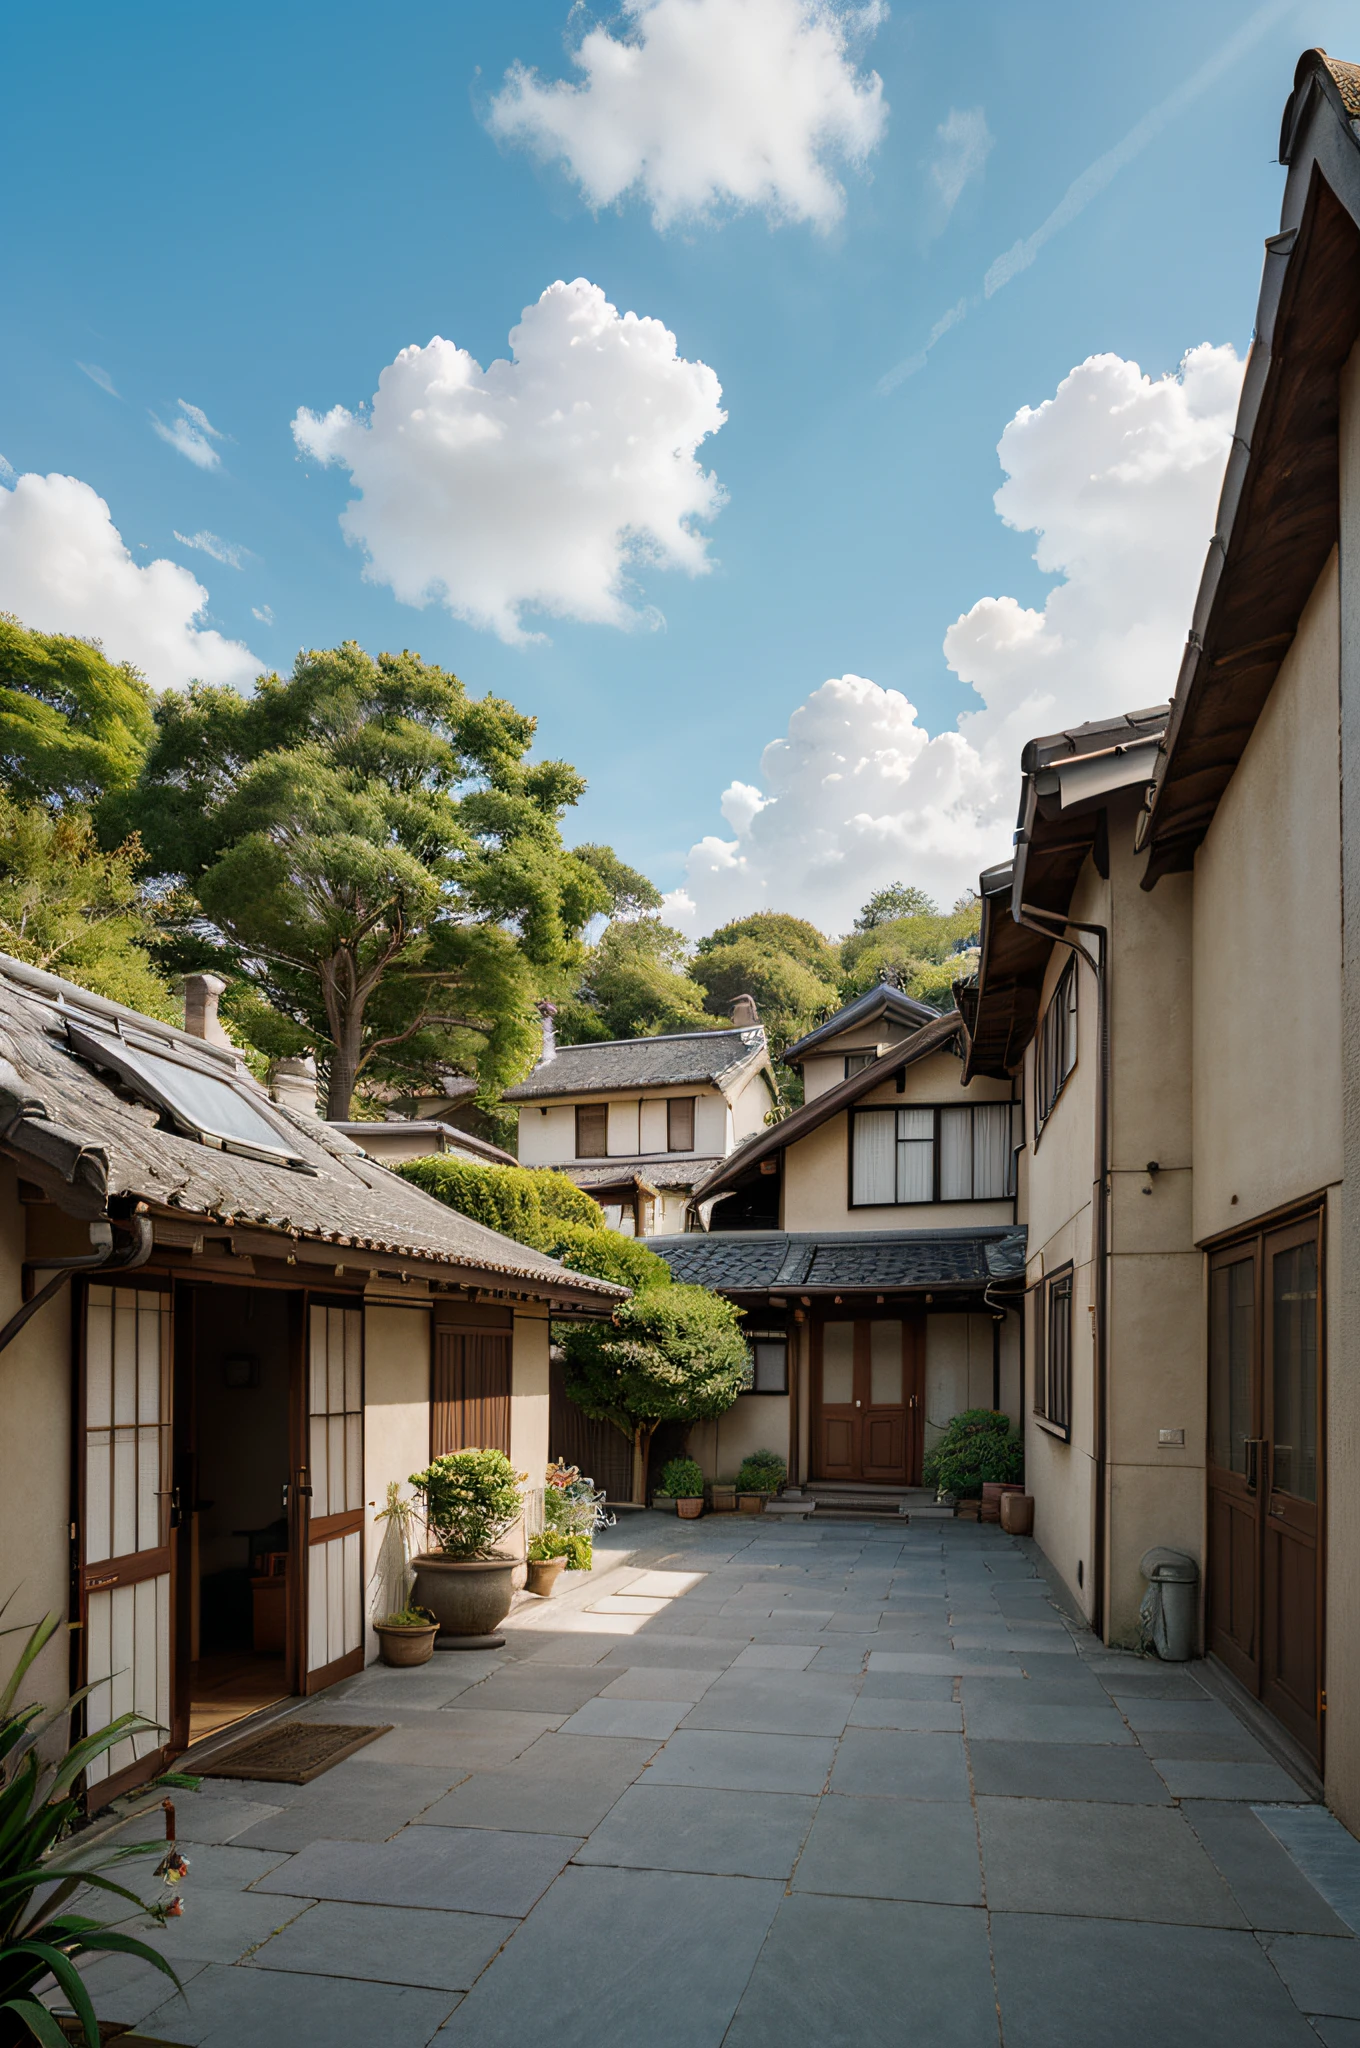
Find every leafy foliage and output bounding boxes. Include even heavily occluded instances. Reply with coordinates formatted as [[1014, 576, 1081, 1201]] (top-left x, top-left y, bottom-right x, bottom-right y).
[[117, 641, 613, 1117], [561, 917, 712, 1044], [736, 1449, 787, 1494], [408, 1449, 525, 1560], [397, 1157, 602, 1251], [840, 893, 980, 1012], [853, 882, 938, 930], [0, 799, 179, 1022], [570, 844, 662, 919], [376, 1606, 436, 1629], [656, 1456, 705, 1499], [922, 1409, 1024, 1500], [539, 1221, 672, 1291], [527, 1530, 574, 1563], [0, 616, 154, 816], [558, 1285, 748, 1501], [0, 1607, 186, 2047]]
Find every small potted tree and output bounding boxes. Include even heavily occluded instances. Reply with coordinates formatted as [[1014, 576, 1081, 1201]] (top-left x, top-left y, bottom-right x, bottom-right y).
[[737, 1449, 786, 1512], [409, 1448, 526, 1646], [656, 1456, 706, 1518]]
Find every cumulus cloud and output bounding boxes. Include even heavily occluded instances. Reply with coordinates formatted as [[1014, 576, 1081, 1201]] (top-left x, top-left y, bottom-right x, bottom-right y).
[[78, 362, 120, 398], [928, 106, 991, 224], [0, 472, 261, 691], [151, 399, 226, 470], [293, 277, 727, 644], [174, 528, 250, 569], [665, 343, 1242, 933], [488, 0, 887, 232]]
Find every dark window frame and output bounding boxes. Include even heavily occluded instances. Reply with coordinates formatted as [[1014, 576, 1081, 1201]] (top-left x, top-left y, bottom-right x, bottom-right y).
[[848, 1101, 1020, 1208], [1034, 955, 1079, 1135], [575, 1102, 609, 1159], [1035, 1265, 1073, 1440], [666, 1096, 696, 1153], [741, 1328, 789, 1395], [843, 1051, 878, 1080]]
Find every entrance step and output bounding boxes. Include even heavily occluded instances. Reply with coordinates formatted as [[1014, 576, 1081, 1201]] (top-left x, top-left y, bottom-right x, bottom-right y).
[[791, 1484, 951, 1524]]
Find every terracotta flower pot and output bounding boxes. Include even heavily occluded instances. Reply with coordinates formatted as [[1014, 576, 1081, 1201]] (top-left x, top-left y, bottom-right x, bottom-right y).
[[709, 1485, 737, 1514], [676, 1496, 704, 1519], [526, 1556, 567, 1597], [411, 1554, 517, 1646], [374, 1620, 438, 1667], [738, 1493, 766, 1515], [1000, 1491, 1035, 1536]]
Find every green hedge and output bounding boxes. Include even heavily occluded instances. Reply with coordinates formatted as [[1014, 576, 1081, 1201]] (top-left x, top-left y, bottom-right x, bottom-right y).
[[397, 1157, 603, 1252]]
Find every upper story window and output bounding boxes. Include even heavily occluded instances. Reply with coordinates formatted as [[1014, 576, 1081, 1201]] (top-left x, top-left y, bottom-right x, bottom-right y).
[[576, 1103, 609, 1158], [1035, 955, 1078, 1131], [844, 1052, 877, 1079], [850, 1102, 1018, 1206], [667, 1097, 695, 1152], [1035, 1266, 1073, 1439]]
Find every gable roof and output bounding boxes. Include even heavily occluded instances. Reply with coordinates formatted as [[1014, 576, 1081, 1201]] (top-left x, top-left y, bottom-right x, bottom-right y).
[[327, 1120, 518, 1168], [691, 1009, 965, 1206], [783, 984, 941, 1065], [0, 954, 623, 1308], [1140, 49, 1360, 882], [647, 1226, 1026, 1296], [502, 1025, 771, 1101]]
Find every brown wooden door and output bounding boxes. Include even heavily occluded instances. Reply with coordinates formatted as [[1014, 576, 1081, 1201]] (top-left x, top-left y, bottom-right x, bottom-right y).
[[813, 1319, 919, 1484], [1207, 1218, 1323, 1765]]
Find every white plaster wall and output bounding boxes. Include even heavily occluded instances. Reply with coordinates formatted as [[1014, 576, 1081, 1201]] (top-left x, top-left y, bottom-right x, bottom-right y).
[[511, 1312, 551, 1491], [517, 1103, 575, 1166], [361, 1302, 431, 1663], [0, 1163, 74, 1729], [607, 1101, 641, 1157], [731, 1070, 774, 1141], [923, 1314, 1021, 1450], [640, 1099, 668, 1153], [691, 1396, 793, 1484], [693, 1091, 729, 1155]]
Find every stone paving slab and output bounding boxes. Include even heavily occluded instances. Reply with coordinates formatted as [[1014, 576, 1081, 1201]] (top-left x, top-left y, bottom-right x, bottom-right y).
[[645, 1729, 837, 1795], [255, 1824, 582, 1915], [791, 1793, 984, 1906], [142, 1960, 459, 2046], [574, 1782, 817, 1879], [976, 1797, 1247, 1924], [247, 1899, 517, 1990]]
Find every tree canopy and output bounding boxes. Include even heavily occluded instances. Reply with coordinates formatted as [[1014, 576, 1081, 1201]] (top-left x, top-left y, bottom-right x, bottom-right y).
[[840, 892, 980, 1010], [558, 917, 713, 1045], [0, 616, 154, 815], [396, 1156, 603, 1249], [120, 642, 612, 1117], [853, 881, 938, 930]]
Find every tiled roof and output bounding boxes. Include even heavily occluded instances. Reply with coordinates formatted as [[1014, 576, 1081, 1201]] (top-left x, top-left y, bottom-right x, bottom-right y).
[[328, 1121, 518, 1167], [562, 1157, 724, 1192], [503, 1027, 769, 1100], [783, 984, 940, 1065], [646, 1228, 1026, 1294], [0, 955, 624, 1299]]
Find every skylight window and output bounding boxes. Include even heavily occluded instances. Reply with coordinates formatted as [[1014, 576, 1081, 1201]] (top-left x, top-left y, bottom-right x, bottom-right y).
[[67, 1022, 314, 1171]]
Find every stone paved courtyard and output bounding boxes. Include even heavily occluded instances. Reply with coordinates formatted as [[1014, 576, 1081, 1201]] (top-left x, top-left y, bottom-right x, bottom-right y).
[[68, 1514, 1360, 2047]]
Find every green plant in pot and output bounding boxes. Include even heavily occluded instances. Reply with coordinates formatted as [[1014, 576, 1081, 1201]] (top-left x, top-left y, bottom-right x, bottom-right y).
[[409, 1449, 526, 1648], [655, 1456, 706, 1519], [736, 1450, 785, 1511], [525, 1530, 572, 1597], [922, 1409, 1023, 1503], [372, 1603, 439, 1668]]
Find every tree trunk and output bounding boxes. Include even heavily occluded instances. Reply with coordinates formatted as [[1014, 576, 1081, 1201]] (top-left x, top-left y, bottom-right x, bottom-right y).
[[631, 1422, 656, 1505], [322, 959, 367, 1119]]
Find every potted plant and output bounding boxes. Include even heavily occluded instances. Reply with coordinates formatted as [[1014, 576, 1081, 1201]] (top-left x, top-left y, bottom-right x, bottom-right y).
[[736, 1449, 786, 1513], [657, 1456, 706, 1519], [526, 1530, 572, 1596], [923, 1409, 1023, 1519], [543, 1460, 611, 1571], [373, 1604, 439, 1665], [409, 1448, 526, 1646]]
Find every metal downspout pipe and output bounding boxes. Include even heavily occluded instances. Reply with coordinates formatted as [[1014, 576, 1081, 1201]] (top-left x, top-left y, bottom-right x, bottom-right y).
[[1016, 904, 1111, 1641], [0, 1216, 154, 1357]]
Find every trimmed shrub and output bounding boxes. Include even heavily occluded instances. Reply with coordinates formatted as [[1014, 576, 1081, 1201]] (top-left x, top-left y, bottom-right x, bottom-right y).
[[736, 1449, 786, 1495], [541, 1220, 672, 1291], [398, 1156, 604, 1251], [408, 1447, 524, 1559], [922, 1409, 1023, 1500], [657, 1456, 706, 1499]]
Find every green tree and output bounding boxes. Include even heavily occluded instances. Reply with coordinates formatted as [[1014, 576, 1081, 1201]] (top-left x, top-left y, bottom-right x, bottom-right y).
[[0, 614, 154, 813], [121, 642, 611, 1118], [397, 1157, 603, 1249], [571, 843, 663, 919], [564, 917, 712, 1043], [840, 893, 980, 1012], [690, 912, 842, 1099], [0, 796, 178, 1021], [558, 1286, 748, 1502], [853, 881, 938, 930]]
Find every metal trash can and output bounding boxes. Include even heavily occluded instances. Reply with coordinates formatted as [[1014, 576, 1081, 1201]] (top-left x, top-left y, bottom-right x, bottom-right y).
[[1138, 1547, 1199, 1662]]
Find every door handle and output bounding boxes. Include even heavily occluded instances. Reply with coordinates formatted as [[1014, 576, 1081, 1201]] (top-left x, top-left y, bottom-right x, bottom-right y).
[[855, 1400, 861, 1409], [1243, 1438, 1264, 1491]]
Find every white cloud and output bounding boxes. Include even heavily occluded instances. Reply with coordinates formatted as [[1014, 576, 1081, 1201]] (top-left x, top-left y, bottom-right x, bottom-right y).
[[666, 343, 1242, 934], [174, 528, 250, 569], [151, 399, 226, 470], [488, 0, 887, 232], [252, 603, 274, 625], [0, 472, 261, 691], [0, 455, 13, 483], [293, 277, 727, 644], [78, 362, 120, 398], [928, 106, 991, 223]]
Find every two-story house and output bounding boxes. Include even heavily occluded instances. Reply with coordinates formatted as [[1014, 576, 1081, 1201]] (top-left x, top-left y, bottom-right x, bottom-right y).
[[503, 998, 777, 1237]]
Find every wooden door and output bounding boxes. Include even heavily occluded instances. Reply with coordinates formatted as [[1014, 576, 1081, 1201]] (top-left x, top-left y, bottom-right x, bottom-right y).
[[813, 1319, 918, 1484], [79, 1283, 175, 1802], [301, 1302, 364, 1693], [1206, 1217, 1323, 1765]]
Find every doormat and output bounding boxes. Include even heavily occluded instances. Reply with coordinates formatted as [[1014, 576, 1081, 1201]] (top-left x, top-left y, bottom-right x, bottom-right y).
[[200, 1720, 392, 1784]]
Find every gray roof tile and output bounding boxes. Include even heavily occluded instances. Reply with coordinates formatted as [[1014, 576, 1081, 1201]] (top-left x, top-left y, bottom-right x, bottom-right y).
[[503, 1027, 769, 1099], [645, 1228, 1026, 1295]]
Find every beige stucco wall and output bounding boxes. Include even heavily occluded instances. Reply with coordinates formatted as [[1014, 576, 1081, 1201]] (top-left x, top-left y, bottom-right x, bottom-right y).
[[0, 1162, 74, 1727], [924, 1313, 1022, 1445], [517, 1085, 734, 1167], [691, 1394, 793, 1484], [510, 1311, 551, 1492], [361, 1301, 432, 1662], [781, 1051, 1016, 1233]]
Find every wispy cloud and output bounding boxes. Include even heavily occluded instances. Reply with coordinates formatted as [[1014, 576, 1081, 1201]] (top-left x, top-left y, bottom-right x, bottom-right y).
[[252, 604, 274, 625], [878, 0, 1293, 394], [0, 454, 14, 484], [174, 528, 250, 569], [78, 362, 120, 398], [151, 398, 227, 470], [929, 107, 992, 225]]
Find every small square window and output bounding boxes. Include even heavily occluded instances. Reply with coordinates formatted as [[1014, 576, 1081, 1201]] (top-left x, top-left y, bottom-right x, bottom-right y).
[[742, 1331, 788, 1394]]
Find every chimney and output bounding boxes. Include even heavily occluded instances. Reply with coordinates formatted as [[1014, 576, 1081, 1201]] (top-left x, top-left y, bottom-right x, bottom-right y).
[[269, 1054, 319, 1120], [536, 999, 559, 1064], [729, 993, 759, 1029], [183, 973, 233, 1049]]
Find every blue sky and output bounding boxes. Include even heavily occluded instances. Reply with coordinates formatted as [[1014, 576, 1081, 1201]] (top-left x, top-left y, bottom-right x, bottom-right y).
[[0, 0, 1346, 931]]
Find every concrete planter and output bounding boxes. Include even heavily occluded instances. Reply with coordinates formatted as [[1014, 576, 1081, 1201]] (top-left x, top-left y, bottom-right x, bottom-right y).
[[651, 1495, 679, 1514], [525, 1556, 567, 1598], [411, 1554, 517, 1647], [709, 1485, 737, 1514], [374, 1620, 438, 1667], [676, 1497, 704, 1519], [1000, 1491, 1035, 1536]]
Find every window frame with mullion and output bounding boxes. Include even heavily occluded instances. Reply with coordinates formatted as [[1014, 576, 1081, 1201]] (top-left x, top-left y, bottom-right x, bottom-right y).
[[849, 1101, 1019, 1208], [1034, 1264, 1073, 1441]]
